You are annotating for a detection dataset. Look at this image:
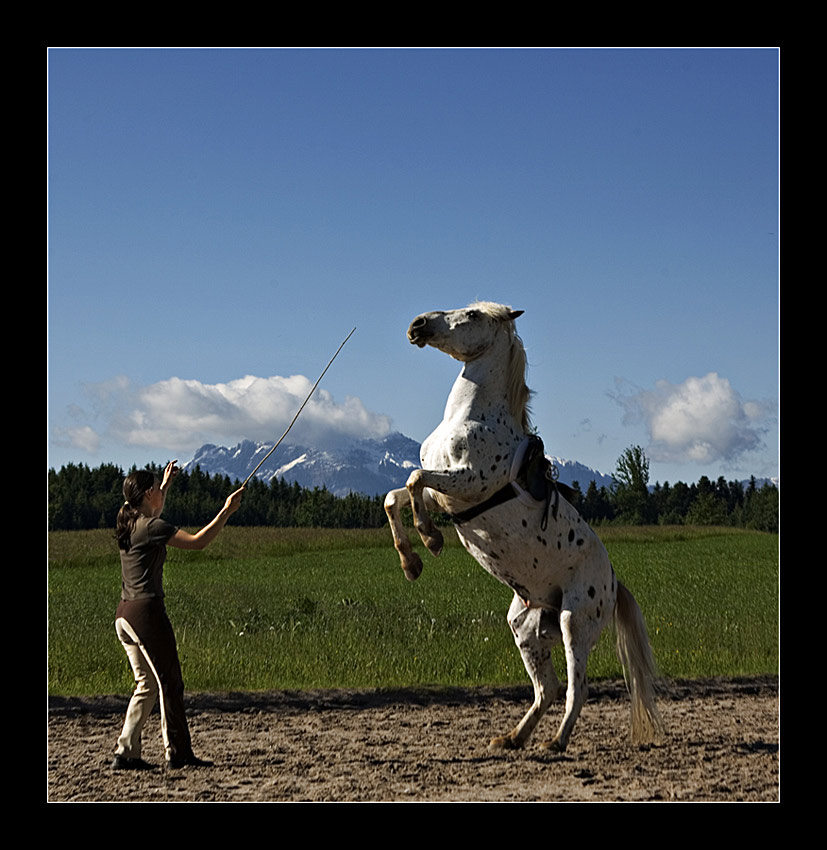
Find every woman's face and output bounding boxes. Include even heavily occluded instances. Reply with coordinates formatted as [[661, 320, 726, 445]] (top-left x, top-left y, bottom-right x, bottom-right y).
[[142, 478, 163, 515]]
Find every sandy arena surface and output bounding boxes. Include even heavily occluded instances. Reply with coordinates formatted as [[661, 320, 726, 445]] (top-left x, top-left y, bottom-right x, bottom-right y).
[[48, 675, 778, 803]]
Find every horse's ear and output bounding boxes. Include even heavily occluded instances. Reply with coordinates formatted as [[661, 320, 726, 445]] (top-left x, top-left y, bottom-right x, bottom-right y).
[[507, 310, 524, 321]]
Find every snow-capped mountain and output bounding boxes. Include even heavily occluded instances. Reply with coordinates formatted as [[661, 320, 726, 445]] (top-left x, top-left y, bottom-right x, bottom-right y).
[[184, 433, 422, 497], [547, 456, 616, 491], [183, 433, 615, 497]]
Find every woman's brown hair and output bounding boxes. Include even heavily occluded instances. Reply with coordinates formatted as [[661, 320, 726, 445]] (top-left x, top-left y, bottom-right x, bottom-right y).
[[115, 470, 157, 550]]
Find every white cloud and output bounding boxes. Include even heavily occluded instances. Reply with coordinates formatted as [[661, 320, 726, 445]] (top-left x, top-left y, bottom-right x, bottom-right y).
[[64, 373, 393, 457], [613, 372, 774, 466], [52, 425, 101, 454]]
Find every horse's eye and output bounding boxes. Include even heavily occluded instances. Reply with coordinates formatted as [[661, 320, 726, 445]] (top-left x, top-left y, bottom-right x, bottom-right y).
[[466, 310, 480, 320]]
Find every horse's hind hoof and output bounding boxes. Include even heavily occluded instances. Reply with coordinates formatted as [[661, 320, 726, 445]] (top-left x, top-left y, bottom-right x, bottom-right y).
[[538, 738, 566, 753], [402, 554, 423, 581], [489, 734, 522, 751]]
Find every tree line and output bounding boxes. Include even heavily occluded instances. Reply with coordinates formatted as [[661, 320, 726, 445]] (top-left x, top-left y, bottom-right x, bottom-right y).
[[47, 463, 387, 532], [47, 445, 778, 534], [569, 445, 778, 533]]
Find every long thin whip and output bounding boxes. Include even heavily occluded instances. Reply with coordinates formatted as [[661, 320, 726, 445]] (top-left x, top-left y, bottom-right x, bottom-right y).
[[240, 327, 356, 488]]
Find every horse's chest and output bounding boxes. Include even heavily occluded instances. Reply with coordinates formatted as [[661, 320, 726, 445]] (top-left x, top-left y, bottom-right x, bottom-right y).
[[421, 420, 516, 470]]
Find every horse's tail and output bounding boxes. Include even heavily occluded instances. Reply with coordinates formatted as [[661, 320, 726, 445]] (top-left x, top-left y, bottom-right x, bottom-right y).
[[614, 580, 665, 746]]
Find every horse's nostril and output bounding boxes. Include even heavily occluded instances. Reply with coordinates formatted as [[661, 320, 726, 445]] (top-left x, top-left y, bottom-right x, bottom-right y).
[[408, 316, 431, 347]]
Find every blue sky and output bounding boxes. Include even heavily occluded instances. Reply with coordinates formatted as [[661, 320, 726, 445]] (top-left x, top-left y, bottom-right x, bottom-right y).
[[48, 47, 779, 487]]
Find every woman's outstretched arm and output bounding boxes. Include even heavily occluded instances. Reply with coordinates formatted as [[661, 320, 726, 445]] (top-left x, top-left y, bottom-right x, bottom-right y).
[[168, 488, 245, 550]]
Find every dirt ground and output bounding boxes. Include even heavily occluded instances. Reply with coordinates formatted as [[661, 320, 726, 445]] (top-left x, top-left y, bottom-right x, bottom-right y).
[[47, 675, 778, 803]]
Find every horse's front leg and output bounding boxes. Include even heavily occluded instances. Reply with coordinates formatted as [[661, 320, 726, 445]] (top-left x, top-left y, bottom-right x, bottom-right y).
[[406, 466, 497, 558], [384, 487, 423, 581]]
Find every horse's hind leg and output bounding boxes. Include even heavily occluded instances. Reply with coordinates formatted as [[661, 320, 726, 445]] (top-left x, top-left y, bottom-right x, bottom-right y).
[[383, 487, 423, 581], [539, 605, 601, 753], [490, 595, 563, 751]]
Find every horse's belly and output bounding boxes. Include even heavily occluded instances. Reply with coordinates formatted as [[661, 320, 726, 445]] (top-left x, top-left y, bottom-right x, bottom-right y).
[[463, 541, 576, 603], [455, 506, 611, 607]]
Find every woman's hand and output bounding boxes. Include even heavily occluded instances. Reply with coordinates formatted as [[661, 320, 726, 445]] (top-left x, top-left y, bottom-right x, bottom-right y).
[[223, 487, 245, 515], [161, 460, 180, 493], [168, 487, 246, 551]]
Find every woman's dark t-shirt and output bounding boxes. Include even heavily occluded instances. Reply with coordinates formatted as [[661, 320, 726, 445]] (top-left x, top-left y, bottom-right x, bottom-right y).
[[119, 515, 178, 601]]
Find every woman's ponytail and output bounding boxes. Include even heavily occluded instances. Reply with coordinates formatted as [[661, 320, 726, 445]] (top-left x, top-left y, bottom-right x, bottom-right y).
[[115, 470, 157, 550]]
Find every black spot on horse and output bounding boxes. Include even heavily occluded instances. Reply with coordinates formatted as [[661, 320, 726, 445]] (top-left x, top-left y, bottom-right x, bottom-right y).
[[588, 586, 595, 598], [568, 529, 575, 543]]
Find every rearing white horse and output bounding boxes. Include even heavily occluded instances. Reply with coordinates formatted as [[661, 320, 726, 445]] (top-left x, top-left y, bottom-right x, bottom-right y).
[[384, 302, 664, 752]]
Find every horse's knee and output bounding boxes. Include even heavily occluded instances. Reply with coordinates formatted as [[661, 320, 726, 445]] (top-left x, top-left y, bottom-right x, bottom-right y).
[[384, 487, 406, 515], [405, 468, 424, 489]]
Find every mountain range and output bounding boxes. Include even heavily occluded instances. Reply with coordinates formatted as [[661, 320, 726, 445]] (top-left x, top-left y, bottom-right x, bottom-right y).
[[183, 432, 617, 497]]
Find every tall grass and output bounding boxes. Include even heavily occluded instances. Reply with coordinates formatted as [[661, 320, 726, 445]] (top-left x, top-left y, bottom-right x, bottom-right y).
[[48, 525, 778, 696]]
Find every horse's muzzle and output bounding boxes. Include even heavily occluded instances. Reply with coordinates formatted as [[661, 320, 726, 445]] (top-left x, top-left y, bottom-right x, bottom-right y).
[[407, 315, 432, 347]]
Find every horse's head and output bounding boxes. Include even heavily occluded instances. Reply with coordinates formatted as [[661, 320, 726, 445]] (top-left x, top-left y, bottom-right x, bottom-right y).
[[408, 301, 532, 433], [407, 302, 524, 362]]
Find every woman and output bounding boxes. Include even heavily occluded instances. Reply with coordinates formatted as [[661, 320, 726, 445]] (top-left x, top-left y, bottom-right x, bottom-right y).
[[112, 460, 244, 771]]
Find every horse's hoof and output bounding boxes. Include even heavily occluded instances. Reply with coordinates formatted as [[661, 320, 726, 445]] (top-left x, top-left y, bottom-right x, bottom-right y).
[[489, 735, 521, 751], [538, 738, 566, 753], [402, 555, 423, 581]]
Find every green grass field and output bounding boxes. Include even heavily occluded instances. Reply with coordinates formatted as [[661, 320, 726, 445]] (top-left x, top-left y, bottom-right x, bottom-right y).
[[47, 524, 778, 696]]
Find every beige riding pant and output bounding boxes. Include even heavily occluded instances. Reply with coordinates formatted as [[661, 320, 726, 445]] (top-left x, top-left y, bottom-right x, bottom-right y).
[[114, 617, 164, 759], [114, 612, 192, 762]]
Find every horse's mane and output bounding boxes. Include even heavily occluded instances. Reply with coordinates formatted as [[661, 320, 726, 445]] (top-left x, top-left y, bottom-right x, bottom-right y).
[[468, 301, 533, 432]]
